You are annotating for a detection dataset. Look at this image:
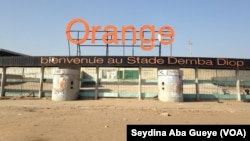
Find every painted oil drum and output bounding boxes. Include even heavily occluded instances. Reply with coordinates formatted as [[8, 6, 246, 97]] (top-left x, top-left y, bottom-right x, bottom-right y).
[[52, 68, 80, 101], [158, 69, 183, 102]]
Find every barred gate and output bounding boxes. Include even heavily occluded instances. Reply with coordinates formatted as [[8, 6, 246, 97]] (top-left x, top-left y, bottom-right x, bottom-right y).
[[5, 67, 41, 96], [141, 67, 158, 98], [1, 66, 250, 101], [80, 67, 140, 98], [2, 67, 55, 97], [180, 68, 250, 100]]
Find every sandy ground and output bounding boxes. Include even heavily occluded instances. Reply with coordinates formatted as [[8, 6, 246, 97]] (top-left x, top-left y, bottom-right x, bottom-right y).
[[0, 97, 250, 141]]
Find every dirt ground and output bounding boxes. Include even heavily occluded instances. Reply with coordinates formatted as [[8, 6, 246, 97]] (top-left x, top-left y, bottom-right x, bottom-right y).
[[0, 97, 250, 141]]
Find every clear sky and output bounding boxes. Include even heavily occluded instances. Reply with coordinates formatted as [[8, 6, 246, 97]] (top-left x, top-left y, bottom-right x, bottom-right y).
[[0, 0, 249, 58]]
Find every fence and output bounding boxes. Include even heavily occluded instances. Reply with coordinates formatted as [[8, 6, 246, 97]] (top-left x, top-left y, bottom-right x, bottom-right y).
[[1, 66, 250, 101]]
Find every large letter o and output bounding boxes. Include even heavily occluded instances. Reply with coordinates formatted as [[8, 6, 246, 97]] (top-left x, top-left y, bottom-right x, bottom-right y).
[[66, 18, 89, 44]]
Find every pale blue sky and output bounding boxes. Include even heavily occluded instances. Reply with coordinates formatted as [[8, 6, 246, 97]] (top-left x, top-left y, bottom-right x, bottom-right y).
[[0, 0, 249, 58]]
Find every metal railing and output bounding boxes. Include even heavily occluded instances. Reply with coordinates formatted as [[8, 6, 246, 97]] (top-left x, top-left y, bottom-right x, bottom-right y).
[[1, 67, 250, 101]]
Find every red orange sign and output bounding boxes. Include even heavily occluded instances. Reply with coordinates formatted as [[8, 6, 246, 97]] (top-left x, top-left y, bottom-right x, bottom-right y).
[[66, 18, 175, 51]]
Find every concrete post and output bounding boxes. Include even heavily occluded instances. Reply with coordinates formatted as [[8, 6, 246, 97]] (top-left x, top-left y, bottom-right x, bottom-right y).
[[195, 67, 199, 101], [0, 67, 6, 97], [95, 66, 99, 100], [138, 66, 142, 100], [38, 66, 44, 98], [236, 68, 241, 101]]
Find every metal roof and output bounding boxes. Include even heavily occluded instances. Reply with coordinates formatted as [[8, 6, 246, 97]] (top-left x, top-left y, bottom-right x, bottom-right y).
[[0, 48, 29, 56]]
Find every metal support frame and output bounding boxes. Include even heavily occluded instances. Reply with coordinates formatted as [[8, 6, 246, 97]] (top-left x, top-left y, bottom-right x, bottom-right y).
[[67, 30, 170, 57]]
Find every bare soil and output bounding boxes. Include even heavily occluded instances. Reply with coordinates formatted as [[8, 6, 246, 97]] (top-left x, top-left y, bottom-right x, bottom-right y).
[[0, 97, 250, 141]]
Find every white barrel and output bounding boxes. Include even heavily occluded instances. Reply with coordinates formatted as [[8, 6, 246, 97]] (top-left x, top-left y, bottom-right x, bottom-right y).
[[157, 69, 183, 102], [52, 68, 80, 101]]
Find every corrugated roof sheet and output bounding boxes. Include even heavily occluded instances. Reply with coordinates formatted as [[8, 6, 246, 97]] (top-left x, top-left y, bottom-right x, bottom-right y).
[[0, 48, 29, 56]]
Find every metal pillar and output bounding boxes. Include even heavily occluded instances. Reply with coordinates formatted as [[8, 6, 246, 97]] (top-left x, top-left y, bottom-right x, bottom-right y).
[[159, 43, 161, 57]]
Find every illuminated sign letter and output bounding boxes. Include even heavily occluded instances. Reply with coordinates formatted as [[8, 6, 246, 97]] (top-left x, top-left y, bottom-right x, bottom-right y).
[[158, 26, 175, 45], [122, 26, 136, 44], [91, 26, 101, 44], [102, 25, 118, 44], [140, 25, 155, 51], [66, 18, 89, 44]]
